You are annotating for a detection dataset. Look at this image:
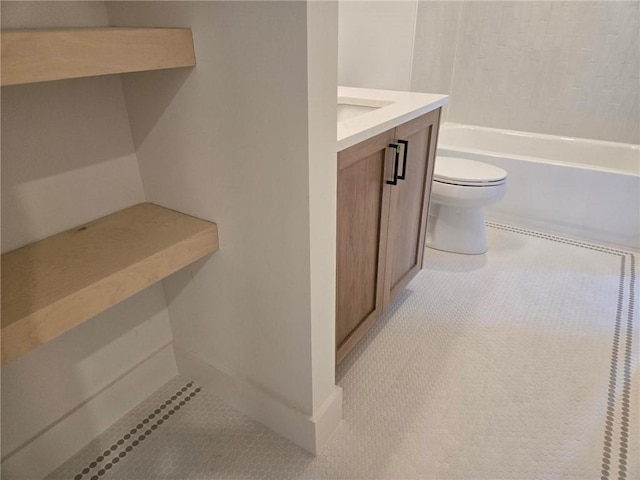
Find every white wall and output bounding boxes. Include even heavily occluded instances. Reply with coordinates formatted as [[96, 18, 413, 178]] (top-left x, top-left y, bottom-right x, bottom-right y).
[[1, 76, 145, 252], [410, 0, 640, 144], [105, 1, 341, 453], [1, 3, 177, 478], [409, 0, 462, 122], [338, 0, 418, 91], [340, 1, 640, 143]]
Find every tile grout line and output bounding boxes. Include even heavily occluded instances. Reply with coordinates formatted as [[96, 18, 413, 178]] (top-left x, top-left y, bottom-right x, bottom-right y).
[[73, 381, 201, 480]]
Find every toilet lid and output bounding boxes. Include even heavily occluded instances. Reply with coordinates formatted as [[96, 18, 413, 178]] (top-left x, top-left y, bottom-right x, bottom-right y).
[[434, 156, 507, 186]]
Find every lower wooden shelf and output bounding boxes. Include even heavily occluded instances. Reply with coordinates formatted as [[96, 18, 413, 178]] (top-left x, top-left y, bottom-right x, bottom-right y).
[[1, 203, 219, 365]]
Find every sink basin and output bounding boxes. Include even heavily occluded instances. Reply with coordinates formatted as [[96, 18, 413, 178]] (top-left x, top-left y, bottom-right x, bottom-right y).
[[337, 104, 379, 122], [337, 97, 393, 122]]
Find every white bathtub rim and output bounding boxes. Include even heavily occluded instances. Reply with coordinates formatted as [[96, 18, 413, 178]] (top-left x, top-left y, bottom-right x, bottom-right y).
[[443, 122, 640, 151], [438, 145, 638, 177], [440, 122, 640, 176]]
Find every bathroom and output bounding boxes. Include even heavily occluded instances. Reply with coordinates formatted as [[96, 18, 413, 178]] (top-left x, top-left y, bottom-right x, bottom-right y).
[[1, 1, 638, 479]]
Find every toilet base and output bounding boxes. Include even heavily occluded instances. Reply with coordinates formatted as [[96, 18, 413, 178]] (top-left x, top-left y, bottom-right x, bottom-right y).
[[426, 204, 488, 255]]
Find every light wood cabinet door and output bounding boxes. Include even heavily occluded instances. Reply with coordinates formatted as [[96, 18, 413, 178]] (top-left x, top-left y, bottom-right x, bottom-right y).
[[335, 109, 441, 363], [336, 129, 395, 363], [384, 109, 440, 307]]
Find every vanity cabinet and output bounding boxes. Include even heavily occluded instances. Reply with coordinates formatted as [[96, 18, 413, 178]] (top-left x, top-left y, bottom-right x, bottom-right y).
[[336, 108, 441, 363]]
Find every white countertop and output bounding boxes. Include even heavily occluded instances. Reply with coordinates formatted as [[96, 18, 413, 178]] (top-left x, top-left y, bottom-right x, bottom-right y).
[[337, 86, 449, 151]]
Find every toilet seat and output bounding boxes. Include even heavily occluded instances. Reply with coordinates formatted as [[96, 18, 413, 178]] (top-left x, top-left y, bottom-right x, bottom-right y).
[[434, 156, 507, 187]]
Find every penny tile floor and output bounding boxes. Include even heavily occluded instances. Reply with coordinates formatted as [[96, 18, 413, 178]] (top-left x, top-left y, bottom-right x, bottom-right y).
[[48, 224, 638, 480]]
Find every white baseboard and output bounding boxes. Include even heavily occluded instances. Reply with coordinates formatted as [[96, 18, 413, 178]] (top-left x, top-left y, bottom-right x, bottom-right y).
[[174, 346, 342, 454], [311, 384, 344, 452], [1, 344, 178, 480]]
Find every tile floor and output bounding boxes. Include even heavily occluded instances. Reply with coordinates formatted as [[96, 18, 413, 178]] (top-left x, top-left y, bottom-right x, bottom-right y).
[[48, 224, 638, 480]]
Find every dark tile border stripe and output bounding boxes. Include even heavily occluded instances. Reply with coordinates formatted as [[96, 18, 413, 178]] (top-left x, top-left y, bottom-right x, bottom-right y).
[[619, 255, 635, 479], [73, 381, 201, 480], [485, 222, 633, 256], [601, 256, 625, 480], [487, 222, 637, 480]]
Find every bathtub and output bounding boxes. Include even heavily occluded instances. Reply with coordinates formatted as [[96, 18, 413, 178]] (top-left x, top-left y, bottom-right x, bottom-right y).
[[437, 123, 640, 249]]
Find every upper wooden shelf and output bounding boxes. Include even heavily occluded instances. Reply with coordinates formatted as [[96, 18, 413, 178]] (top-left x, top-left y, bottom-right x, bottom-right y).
[[0, 27, 196, 86], [1, 203, 218, 365]]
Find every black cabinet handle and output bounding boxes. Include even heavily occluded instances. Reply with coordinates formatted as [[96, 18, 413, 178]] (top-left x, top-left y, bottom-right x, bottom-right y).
[[397, 139, 409, 180], [386, 143, 400, 185]]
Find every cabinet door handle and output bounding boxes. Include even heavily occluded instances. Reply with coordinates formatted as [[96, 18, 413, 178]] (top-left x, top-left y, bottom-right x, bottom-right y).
[[387, 143, 400, 185], [397, 139, 409, 180]]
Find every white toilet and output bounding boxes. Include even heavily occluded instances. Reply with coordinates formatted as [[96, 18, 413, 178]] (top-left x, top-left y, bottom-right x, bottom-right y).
[[426, 156, 507, 255]]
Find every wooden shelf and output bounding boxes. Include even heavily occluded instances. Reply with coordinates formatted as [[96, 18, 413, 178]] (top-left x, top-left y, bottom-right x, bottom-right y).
[[1, 203, 218, 364], [1, 27, 196, 86]]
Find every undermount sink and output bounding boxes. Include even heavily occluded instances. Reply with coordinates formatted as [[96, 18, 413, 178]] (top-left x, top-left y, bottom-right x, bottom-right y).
[[337, 97, 393, 122], [337, 104, 379, 122]]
